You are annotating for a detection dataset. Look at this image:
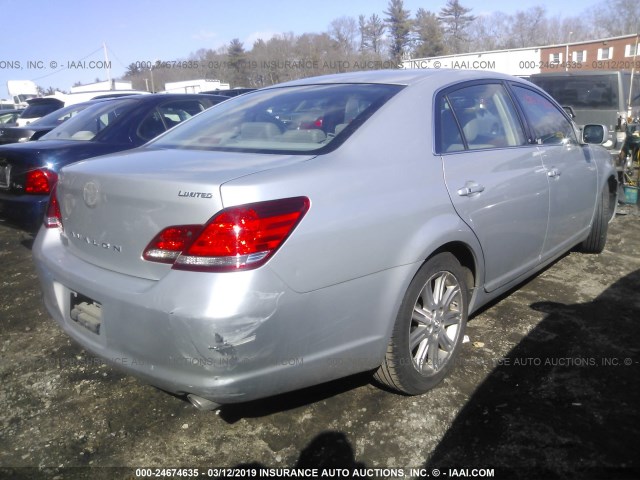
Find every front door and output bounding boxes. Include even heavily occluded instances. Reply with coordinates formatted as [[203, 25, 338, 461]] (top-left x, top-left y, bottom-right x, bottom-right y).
[[510, 84, 598, 258]]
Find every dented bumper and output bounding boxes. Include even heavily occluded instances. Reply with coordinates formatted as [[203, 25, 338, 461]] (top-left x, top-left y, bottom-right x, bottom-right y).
[[32, 227, 400, 404]]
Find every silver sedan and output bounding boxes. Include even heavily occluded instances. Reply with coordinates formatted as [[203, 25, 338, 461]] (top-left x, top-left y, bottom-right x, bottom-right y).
[[32, 70, 617, 409]]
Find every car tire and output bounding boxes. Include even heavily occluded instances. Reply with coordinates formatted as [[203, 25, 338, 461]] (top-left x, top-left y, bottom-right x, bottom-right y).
[[580, 186, 610, 254], [375, 252, 468, 395]]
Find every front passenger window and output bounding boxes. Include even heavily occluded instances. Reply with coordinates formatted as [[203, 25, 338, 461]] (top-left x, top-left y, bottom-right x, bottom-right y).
[[511, 85, 577, 145]]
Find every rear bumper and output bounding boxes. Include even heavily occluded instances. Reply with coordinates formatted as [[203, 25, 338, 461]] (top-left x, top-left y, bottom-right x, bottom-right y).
[[32, 227, 407, 404], [0, 191, 47, 231]]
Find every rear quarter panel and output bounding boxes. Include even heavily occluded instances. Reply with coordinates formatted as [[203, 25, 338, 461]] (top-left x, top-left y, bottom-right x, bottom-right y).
[[220, 81, 483, 294]]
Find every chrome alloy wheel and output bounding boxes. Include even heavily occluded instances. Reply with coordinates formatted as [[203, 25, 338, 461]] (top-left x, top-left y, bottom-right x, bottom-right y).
[[375, 252, 469, 394], [409, 271, 463, 374]]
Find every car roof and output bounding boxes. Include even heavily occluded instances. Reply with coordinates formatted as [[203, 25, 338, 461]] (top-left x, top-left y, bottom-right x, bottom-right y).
[[119, 93, 228, 104], [530, 70, 626, 77], [270, 69, 522, 88]]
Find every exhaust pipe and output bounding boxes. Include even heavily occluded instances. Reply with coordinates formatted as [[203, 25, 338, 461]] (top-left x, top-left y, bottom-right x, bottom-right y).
[[187, 394, 221, 411]]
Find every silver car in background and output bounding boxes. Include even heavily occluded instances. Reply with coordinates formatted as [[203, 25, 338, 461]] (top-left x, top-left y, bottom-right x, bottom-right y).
[[33, 70, 617, 410]]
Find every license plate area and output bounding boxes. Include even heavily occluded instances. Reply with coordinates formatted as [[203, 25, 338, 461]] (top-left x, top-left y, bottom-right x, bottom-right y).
[[0, 162, 10, 189], [70, 292, 102, 335]]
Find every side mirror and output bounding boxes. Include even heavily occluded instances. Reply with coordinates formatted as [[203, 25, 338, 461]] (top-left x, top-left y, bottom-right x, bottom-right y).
[[582, 124, 608, 144]]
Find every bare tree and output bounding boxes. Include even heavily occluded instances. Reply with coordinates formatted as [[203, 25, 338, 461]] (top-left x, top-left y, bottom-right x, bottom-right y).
[[467, 13, 510, 51], [590, 0, 640, 37], [329, 16, 358, 54], [507, 6, 548, 48], [542, 17, 591, 46]]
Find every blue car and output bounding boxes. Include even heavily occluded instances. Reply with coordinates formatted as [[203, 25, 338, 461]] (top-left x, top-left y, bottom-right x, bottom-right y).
[[0, 93, 226, 231]]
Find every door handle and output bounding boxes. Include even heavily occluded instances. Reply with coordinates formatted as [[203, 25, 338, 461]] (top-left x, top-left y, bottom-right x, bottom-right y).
[[547, 168, 561, 178], [457, 183, 485, 196]]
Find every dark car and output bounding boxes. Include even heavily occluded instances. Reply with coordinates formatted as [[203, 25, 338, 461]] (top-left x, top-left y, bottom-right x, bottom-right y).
[[529, 70, 640, 169], [201, 88, 256, 97], [16, 97, 65, 126], [0, 93, 226, 231], [0, 99, 116, 145]]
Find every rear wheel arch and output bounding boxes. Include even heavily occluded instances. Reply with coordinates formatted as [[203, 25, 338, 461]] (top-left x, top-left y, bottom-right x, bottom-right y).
[[430, 241, 477, 300], [374, 241, 480, 394]]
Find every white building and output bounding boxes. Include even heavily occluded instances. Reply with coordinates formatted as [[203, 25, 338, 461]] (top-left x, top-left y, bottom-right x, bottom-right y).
[[163, 79, 230, 94], [71, 80, 133, 93], [401, 47, 542, 77]]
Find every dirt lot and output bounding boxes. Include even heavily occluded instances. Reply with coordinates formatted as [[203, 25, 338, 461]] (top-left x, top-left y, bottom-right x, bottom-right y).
[[1, 206, 639, 480]]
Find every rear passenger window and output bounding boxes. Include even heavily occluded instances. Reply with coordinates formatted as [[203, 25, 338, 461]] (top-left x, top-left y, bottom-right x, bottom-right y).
[[438, 98, 464, 153], [511, 85, 577, 145], [437, 83, 526, 153]]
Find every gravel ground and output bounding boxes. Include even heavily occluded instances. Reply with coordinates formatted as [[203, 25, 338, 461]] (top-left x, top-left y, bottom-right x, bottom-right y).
[[1, 205, 639, 480]]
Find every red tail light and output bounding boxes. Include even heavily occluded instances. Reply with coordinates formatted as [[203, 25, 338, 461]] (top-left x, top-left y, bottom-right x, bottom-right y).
[[44, 183, 62, 229], [300, 117, 323, 129], [143, 197, 310, 272], [142, 225, 202, 263], [25, 169, 58, 195]]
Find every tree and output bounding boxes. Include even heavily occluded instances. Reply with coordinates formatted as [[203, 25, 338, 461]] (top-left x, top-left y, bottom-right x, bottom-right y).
[[412, 8, 445, 58], [37, 86, 63, 95], [507, 6, 547, 48], [329, 16, 358, 54], [123, 62, 143, 79], [359, 14, 386, 54], [384, 0, 412, 63], [439, 0, 476, 54], [542, 16, 590, 46], [227, 38, 249, 87], [590, 0, 640, 37], [467, 13, 510, 51]]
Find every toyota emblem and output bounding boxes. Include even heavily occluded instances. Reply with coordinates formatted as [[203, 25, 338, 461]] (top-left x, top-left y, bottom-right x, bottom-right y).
[[83, 181, 100, 208]]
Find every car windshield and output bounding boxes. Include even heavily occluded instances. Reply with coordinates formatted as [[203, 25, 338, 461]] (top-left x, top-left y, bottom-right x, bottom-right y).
[[39, 98, 138, 141], [149, 84, 403, 154]]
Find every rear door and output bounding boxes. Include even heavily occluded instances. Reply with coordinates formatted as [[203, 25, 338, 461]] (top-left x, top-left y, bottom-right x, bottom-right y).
[[510, 84, 598, 258], [438, 82, 550, 292]]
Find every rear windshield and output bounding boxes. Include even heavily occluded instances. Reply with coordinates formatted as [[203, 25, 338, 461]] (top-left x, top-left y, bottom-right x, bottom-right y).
[[20, 102, 62, 119], [30, 102, 95, 127], [148, 83, 403, 154], [39, 98, 137, 141]]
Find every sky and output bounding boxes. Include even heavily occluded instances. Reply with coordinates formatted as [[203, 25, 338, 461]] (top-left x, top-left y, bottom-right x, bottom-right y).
[[1, 0, 595, 100]]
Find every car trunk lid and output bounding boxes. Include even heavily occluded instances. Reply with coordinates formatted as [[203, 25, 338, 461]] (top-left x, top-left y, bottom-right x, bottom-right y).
[[57, 147, 312, 280]]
